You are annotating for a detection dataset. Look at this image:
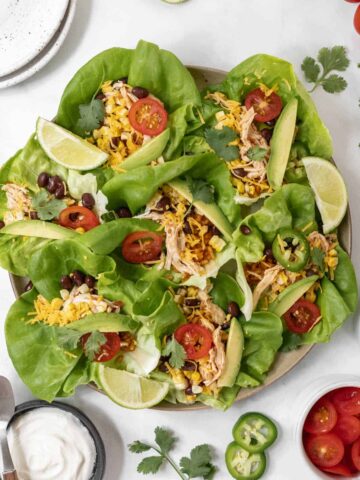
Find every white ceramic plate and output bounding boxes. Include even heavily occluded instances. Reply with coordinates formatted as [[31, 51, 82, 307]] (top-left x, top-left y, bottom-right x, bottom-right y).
[[0, 0, 76, 89], [0, 0, 69, 77]]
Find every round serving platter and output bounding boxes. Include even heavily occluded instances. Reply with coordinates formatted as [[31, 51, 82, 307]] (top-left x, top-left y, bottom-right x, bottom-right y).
[[9, 66, 352, 411]]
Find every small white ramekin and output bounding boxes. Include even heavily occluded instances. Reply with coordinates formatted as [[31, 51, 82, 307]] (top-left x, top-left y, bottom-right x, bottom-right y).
[[293, 374, 360, 479]]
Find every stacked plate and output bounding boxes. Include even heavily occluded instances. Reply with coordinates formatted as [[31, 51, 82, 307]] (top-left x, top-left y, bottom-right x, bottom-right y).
[[0, 0, 76, 89]]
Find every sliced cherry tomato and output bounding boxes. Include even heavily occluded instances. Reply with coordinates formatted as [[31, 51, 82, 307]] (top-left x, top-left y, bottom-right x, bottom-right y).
[[354, 5, 360, 34], [304, 399, 338, 434], [121, 231, 163, 263], [345, 0, 360, 3], [322, 464, 353, 476], [305, 433, 344, 468], [334, 416, 360, 445], [81, 332, 121, 362], [245, 88, 283, 122], [59, 206, 100, 231], [283, 299, 321, 334], [174, 324, 213, 360], [129, 98, 168, 136], [333, 388, 360, 416], [351, 439, 360, 471]]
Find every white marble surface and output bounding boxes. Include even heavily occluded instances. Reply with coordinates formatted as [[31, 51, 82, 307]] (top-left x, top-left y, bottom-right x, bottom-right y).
[[0, 1, 359, 478]]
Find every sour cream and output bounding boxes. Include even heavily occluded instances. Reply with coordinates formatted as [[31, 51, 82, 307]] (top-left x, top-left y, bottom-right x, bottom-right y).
[[8, 407, 96, 480]]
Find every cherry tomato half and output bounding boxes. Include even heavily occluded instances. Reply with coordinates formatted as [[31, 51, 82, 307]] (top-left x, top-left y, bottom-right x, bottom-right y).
[[345, 0, 360, 3], [59, 206, 100, 231], [304, 399, 338, 435], [355, 5, 360, 34], [245, 88, 283, 122], [322, 464, 353, 476], [334, 416, 360, 445], [333, 388, 360, 416], [81, 332, 121, 362], [283, 299, 321, 334], [121, 231, 163, 263], [305, 433, 345, 468], [352, 439, 360, 471], [174, 324, 213, 360], [129, 98, 168, 136]]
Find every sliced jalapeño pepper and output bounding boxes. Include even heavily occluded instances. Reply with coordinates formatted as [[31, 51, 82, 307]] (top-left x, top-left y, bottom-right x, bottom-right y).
[[225, 442, 266, 480], [232, 412, 278, 454], [272, 228, 309, 272]]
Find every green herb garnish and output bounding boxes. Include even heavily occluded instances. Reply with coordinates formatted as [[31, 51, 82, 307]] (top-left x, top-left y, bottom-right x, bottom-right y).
[[187, 177, 215, 204], [31, 191, 66, 221], [83, 331, 107, 361], [205, 127, 238, 161], [247, 146, 267, 161], [162, 337, 186, 369], [311, 247, 325, 272], [301, 46, 350, 93]]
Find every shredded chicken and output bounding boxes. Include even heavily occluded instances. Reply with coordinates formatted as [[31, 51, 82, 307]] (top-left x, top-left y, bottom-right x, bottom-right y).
[[252, 265, 284, 309], [198, 288, 226, 325], [2, 183, 31, 225], [199, 327, 226, 386]]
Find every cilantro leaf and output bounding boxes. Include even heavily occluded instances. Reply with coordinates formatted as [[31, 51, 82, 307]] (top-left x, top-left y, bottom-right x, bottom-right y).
[[187, 177, 215, 204], [55, 328, 82, 351], [31, 190, 66, 221], [205, 127, 239, 161], [311, 247, 325, 272], [128, 441, 152, 454], [76, 98, 105, 135], [301, 57, 320, 83], [180, 444, 216, 479], [154, 427, 176, 455], [247, 146, 267, 161], [301, 46, 350, 94], [162, 337, 186, 369], [137, 456, 164, 475], [83, 331, 107, 361]]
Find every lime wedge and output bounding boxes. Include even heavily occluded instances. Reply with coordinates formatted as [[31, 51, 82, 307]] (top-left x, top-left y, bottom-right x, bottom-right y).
[[36, 117, 108, 171], [302, 156, 348, 234], [96, 365, 169, 409]]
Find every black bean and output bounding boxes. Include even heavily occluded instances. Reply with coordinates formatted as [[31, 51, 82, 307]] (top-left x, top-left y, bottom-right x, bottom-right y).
[[185, 386, 193, 396], [221, 321, 231, 331], [306, 269, 317, 277], [265, 120, 276, 127], [47, 175, 62, 194], [72, 270, 85, 286], [37, 172, 50, 188], [209, 224, 221, 236], [227, 301, 240, 317], [132, 86, 149, 99], [30, 211, 38, 220], [54, 183, 65, 199], [119, 77, 128, 83], [85, 274, 96, 289], [117, 207, 132, 218], [82, 193, 95, 209], [181, 361, 197, 371], [240, 225, 252, 235], [96, 92, 105, 100], [60, 275, 73, 290], [183, 220, 192, 234], [185, 298, 200, 307], [232, 168, 246, 178], [261, 129, 273, 143], [111, 137, 121, 148], [0, 221, 4, 229], [156, 196, 171, 212], [24, 280, 33, 292], [69, 212, 79, 222], [264, 247, 273, 259], [159, 363, 169, 373]]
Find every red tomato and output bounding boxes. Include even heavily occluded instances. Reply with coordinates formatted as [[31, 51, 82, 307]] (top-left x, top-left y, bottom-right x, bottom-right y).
[[129, 98, 168, 136], [355, 5, 360, 34], [333, 388, 360, 416], [174, 324, 213, 360], [121, 231, 163, 263], [304, 399, 338, 434], [351, 439, 360, 471], [333, 416, 360, 445], [322, 464, 353, 476], [345, 0, 360, 2], [283, 299, 321, 334], [81, 332, 121, 362], [59, 206, 100, 231], [244, 88, 283, 122], [305, 433, 345, 468]]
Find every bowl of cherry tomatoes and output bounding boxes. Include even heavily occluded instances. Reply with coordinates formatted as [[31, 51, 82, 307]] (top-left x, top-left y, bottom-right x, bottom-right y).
[[295, 375, 360, 478]]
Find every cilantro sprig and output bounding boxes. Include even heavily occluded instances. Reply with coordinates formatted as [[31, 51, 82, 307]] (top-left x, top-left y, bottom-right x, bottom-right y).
[[187, 176, 215, 204], [301, 46, 350, 93], [31, 191, 66, 221], [129, 427, 216, 479], [247, 146, 267, 161], [205, 127, 239, 161], [76, 77, 106, 135], [162, 337, 186, 369], [55, 328, 107, 361]]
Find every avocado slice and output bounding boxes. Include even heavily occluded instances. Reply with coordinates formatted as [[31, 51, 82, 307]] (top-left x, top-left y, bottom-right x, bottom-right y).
[[269, 275, 318, 317], [267, 98, 298, 190], [218, 318, 244, 388], [1, 220, 78, 239], [168, 179, 233, 241], [121, 128, 170, 170]]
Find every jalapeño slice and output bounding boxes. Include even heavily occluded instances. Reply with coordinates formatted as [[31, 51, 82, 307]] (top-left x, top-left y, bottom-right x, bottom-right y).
[[225, 442, 266, 480], [233, 413, 278, 454], [272, 228, 309, 272]]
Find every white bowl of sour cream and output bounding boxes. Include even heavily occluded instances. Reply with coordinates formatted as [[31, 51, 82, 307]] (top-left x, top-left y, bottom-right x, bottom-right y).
[[7, 401, 105, 480]]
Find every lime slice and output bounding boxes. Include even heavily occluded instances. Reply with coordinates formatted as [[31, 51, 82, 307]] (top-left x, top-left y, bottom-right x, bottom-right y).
[[36, 117, 108, 171], [96, 365, 169, 409], [302, 156, 348, 234]]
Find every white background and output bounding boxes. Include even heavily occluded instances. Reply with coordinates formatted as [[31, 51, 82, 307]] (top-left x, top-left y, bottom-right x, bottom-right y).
[[0, 0, 360, 478]]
